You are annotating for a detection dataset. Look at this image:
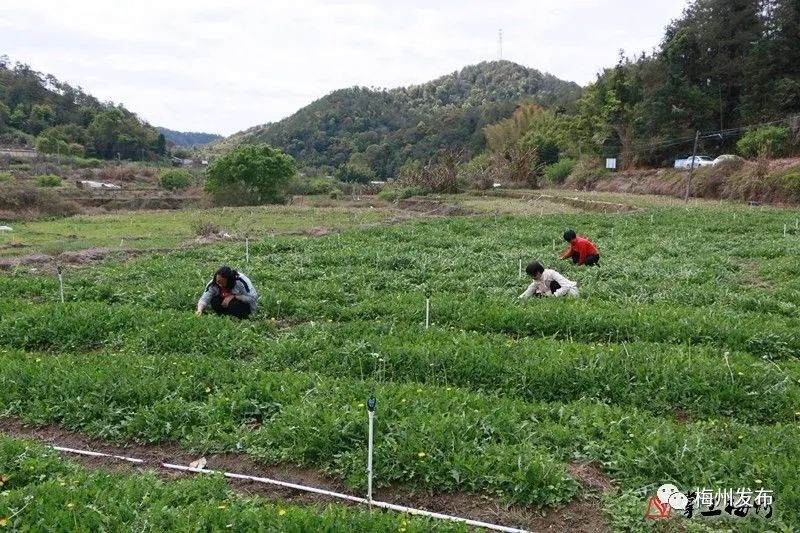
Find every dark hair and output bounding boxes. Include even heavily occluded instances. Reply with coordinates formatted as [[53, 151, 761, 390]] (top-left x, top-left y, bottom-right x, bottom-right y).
[[525, 261, 544, 277], [214, 265, 238, 288], [563, 229, 577, 242]]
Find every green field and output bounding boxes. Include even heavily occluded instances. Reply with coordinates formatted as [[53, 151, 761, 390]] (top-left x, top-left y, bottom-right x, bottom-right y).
[[0, 203, 396, 257], [1, 196, 799, 531]]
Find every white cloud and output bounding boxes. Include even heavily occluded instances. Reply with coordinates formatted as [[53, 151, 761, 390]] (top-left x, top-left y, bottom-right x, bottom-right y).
[[1, 0, 690, 134]]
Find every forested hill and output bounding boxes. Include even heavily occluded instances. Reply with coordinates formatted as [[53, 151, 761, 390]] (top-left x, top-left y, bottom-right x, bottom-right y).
[[157, 127, 222, 146], [210, 61, 581, 176], [0, 55, 164, 159]]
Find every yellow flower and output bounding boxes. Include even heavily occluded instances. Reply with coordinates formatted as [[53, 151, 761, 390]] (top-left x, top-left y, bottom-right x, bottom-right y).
[[0, 517, 8, 527], [66, 502, 74, 508], [358, 403, 365, 408], [217, 505, 227, 509], [278, 508, 287, 516], [205, 387, 211, 393], [417, 451, 426, 458]]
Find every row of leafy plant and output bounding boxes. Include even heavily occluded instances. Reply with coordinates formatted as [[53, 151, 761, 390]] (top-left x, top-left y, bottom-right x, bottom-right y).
[[0, 436, 452, 532], [0, 303, 796, 424], [0, 348, 797, 529]]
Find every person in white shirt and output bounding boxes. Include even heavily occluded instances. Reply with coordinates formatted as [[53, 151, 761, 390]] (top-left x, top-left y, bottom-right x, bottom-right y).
[[518, 260, 579, 298]]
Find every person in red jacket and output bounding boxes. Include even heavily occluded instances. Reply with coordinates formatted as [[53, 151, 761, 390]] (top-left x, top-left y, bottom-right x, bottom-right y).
[[561, 229, 600, 266]]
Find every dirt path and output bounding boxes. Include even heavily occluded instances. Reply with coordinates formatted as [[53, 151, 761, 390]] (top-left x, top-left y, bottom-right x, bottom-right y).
[[0, 417, 611, 532]]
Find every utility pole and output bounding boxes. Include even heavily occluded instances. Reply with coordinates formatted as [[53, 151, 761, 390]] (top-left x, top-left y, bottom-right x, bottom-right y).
[[685, 130, 700, 202], [498, 29, 503, 60]]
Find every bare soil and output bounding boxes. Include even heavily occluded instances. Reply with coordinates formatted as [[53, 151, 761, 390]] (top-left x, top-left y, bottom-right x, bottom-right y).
[[0, 417, 611, 532], [0, 247, 175, 271], [397, 197, 477, 216], [568, 461, 615, 492]]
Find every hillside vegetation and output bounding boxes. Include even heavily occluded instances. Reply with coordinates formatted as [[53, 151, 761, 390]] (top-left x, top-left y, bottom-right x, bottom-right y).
[[0, 55, 164, 160], [210, 61, 581, 177]]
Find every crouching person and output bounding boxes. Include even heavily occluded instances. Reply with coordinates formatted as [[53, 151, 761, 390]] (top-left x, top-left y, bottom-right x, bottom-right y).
[[196, 265, 258, 319], [518, 261, 579, 298]]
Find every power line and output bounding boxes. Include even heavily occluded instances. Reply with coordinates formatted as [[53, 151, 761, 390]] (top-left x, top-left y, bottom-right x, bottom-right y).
[[619, 113, 800, 154]]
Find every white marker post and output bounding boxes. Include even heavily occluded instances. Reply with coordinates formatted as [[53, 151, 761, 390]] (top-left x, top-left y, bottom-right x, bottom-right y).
[[56, 265, 64, 303], [366, 395, 376, 502], [518, 258, 523, 278], [424, 291, 431, 330]]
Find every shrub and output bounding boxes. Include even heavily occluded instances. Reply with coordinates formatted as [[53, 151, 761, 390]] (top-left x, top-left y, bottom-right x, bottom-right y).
[[544, 158, 576, 184], [0, 171, 13, 183], [98, 164, 141, 182], [287, 176, 337, 196], [311, 177, 336, 195], [160, 168, 193, 190], [565, 157, 607, 190], [286, 176, 313, 195], [335, 162, 376, 184], [0, 186, 79, 217], [35, 174, 62, 187], [206, 144, 296, 205], [378, 188, 401, 202], [458, 153, 495, 190], [398, 150, 465, 193], [192, 221, 223, 237], [73, 157, 103, 169], [736, 125, 791, 158]]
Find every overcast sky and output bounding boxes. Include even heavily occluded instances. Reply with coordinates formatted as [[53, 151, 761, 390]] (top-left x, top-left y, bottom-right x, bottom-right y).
[[1, 0, 690, 136]]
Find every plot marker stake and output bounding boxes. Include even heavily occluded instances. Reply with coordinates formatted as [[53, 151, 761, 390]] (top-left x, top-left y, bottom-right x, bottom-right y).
[[366, 395, 376, 502], [424, 290, 431, 329], [56, 265, 64, 303]]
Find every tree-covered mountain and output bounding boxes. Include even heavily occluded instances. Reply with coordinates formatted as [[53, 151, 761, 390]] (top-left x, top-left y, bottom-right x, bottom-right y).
[[211, 61, 581, 177], [0, 55, 164, 159], [157, 127, 222, 147]]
